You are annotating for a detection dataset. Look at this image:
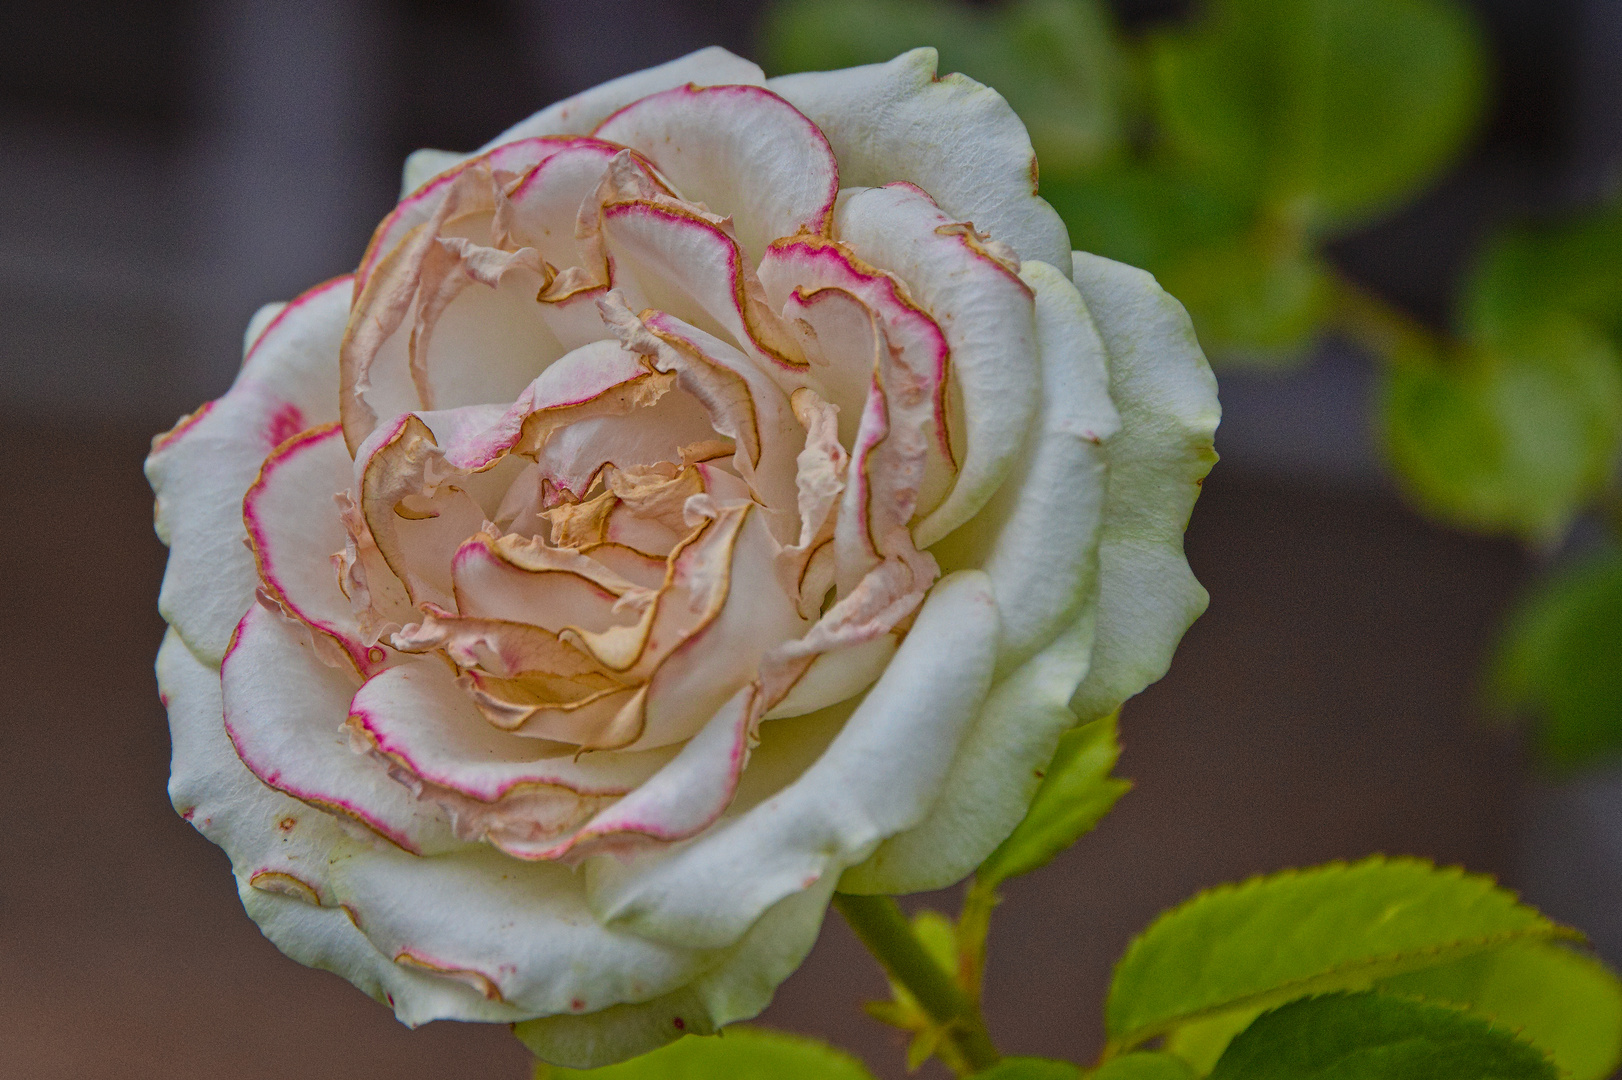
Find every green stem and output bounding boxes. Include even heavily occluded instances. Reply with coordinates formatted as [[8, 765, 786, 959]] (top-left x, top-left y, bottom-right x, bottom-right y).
[[833, 892, 1002, 1075], [1325, 270, 1452, 365]]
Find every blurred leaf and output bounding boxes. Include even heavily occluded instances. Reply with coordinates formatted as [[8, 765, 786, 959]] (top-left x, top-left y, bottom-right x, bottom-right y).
[[1104, 857, 1566, 1052], [1207, 992, 1557, 1080], [977, 714, 1130, 888], [760, 0, 1125, 172], [975, 1057, 1084, 1080], [1489, 549, 1622, 766], [1158, 234, 1333, 362], [1045, 167, 1250, 272], [1377, 941, 1622, 1080], [1381, 319, 1622, 542], [539, 1027, 875, 1079], [1150, 0, 1486, 229], [1089, 1052, 1196, 1080], [1466, 202, 1622, 347], [1163, 1007, 1267, 1075]]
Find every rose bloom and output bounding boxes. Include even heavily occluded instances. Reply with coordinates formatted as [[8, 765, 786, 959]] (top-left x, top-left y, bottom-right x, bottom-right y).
[[148, 47, 1217, 1066]]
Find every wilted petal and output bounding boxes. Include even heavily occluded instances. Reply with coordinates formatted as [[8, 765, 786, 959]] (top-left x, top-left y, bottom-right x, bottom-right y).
[[769, 48, 1072, 270], [245, 423, 388, 676], [835, 183, 1040, 548], [479, 47, 766, 148], [221, 604, 461, 855], [594, 84, 839, 259], [581, 571, 996, 949], [148, 276, 349, 664]]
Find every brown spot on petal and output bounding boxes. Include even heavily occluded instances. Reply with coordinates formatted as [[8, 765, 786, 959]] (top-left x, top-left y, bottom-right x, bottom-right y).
[[277, 816, 297, 833], [393, 950, 505, 1002], [249, 870, 320, 906]]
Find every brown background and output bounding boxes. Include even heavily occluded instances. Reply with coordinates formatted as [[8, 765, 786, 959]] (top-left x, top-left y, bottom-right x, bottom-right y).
[[1, 423, 1527, 1078], [3, 0, 1615, 1075]]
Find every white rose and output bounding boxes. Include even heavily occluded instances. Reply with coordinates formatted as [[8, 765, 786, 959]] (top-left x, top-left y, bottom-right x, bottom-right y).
[[148, 46, 1217, 1068]]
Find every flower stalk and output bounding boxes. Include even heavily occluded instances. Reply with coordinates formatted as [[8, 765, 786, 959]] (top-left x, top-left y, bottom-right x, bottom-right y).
[[833, 892, 1002, 1075]]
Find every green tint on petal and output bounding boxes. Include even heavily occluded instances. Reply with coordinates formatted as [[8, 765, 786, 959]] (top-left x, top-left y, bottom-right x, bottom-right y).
[[1207, 992, 1557, 1080], [1380, 320, 1622, 542], [1150, 0, 1486, 230], [539, 1027, 876, 1080], [1377, 941, 1622, 1080], [976, 713, 1130, 888], [1489, 549, 1622, 766], [1105, 858, 1565, 1052]]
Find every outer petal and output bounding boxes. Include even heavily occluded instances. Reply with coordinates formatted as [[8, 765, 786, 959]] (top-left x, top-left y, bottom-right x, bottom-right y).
[[835, 184, 1040, 548], [934, 260, 1119, 673], [839, 613, 1095, 894], [147, 276, 350, 664], [580, 571, 998, 950], [221, 603, 461, 855], [769, 48, 1071, 270], [514, 877, 836, 1068], [1068, 252, 1219, 721], [159, 630, 502, 1023], [593, 84, 839, 259], [478, 48, 766, 149]]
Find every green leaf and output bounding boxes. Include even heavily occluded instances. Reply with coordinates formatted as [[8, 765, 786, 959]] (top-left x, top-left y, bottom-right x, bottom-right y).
[[759, 0, 1125, 173], [977, 713, 1131, 887], [1207, 992, 1557, 1080], [1089, 1052, 1196, 1080], [1149, 0, 1487, 229], [1489, 549, 1622, 766], [975, 1057, 1084, 1080], [1380, 319, 1622, 542], [1163, 1008, 1268, 1075], [1466, 201, 1622, 348], [1378, 941, 1622, 1080], [1156, 235, 1332, 363], [539, 1027, 876, 1079], [1046, 168, 1252, 281], [1104, 857, 1568, 1052]]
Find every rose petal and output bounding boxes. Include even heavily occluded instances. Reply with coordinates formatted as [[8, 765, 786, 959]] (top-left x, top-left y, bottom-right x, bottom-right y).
[[221, 603, 461, 855], [581, 571, 997, 949], [1068, 252, 1219, 721], [245, 422, 388, 676], [513, 878, 835, 1069], [148, 275, 350, 664], [840, 613, 1096, 893], [479, 47, 766, 149], [933, 259, 1120, 673], [594, 84, 839, 259], [160, 630, 503, 1024], [768, 48, 1072, 271], [834, 184, 1041, 549]]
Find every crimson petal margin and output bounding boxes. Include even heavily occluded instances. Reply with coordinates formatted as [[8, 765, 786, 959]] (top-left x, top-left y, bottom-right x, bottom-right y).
[[245, 422, 387, 677], [835, 184, 1040, 548], [594, 84, 839, 260], [769, 48, 1072, 272], [580, 571, 997, 950], [159, 630, 510, 1024], [221, 604, 462, 856], [147, 275, 350, 665], [478, 47, 766, 151]]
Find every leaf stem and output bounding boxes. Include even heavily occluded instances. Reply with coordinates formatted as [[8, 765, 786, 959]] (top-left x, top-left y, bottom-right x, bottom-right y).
[[833, 892, 1002, 1075], [1326, 271, 1452, 365]]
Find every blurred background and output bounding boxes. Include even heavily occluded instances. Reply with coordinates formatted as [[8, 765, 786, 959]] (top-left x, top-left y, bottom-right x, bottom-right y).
[[3, 0, 1620, 1076]]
